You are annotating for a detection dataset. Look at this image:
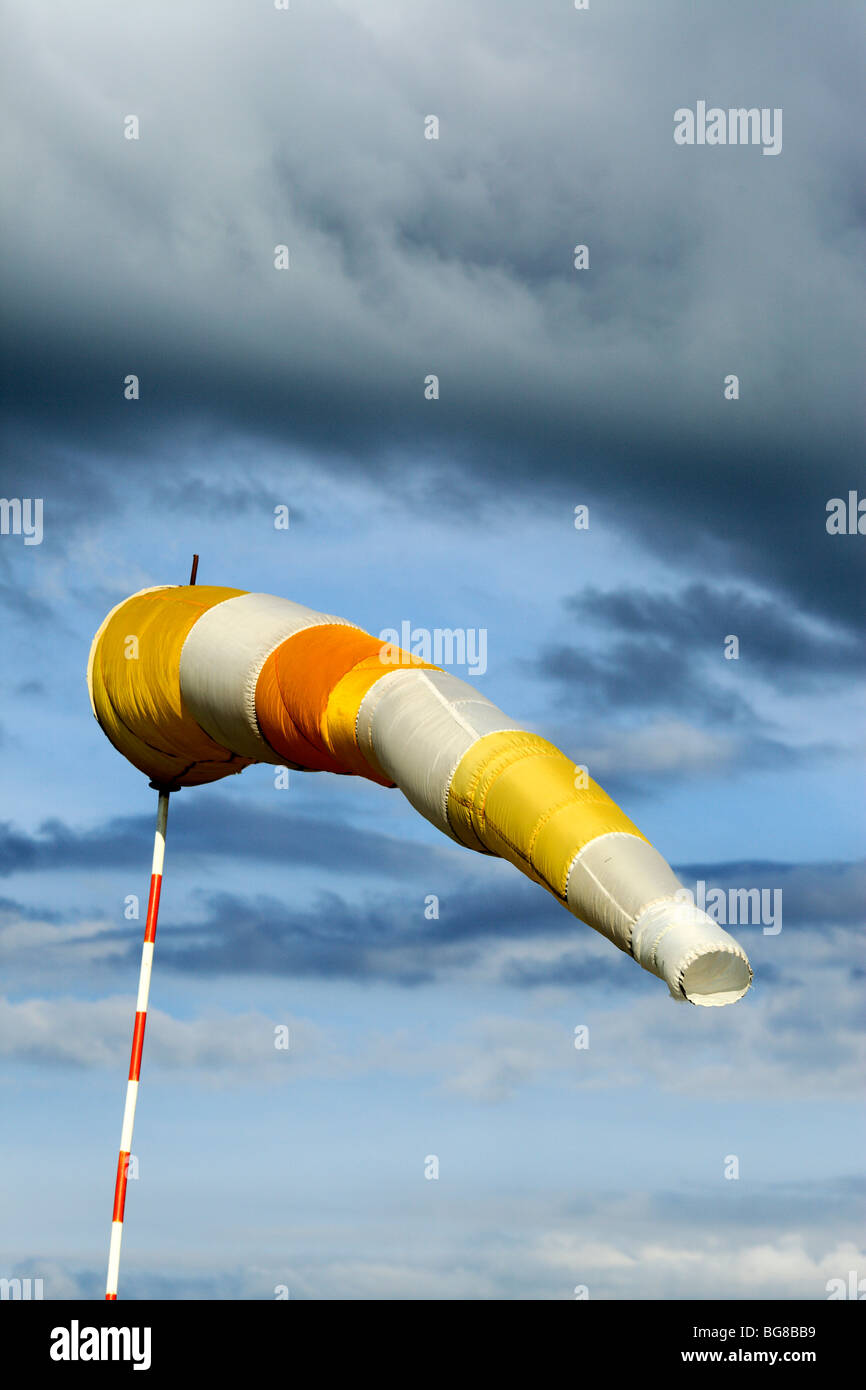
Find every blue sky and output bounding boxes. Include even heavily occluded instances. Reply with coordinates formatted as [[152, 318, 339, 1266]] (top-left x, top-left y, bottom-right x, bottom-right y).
[[1, 0, 864, 1299]]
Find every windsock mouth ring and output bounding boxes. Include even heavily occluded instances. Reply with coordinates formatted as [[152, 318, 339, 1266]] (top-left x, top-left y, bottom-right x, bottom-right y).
[[679, 948, 752, 1007], [631, 899, 753, 1008]]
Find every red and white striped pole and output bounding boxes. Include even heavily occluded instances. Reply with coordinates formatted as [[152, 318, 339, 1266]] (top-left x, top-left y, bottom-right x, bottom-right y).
[[105, 787, 170, 1300]]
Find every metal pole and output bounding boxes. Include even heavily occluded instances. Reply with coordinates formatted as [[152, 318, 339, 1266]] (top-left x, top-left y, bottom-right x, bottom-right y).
[[105, 787, 170, 1299]]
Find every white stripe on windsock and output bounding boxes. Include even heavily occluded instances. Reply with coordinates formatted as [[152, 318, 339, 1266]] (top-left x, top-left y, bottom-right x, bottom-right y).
[[179, 592, 357, 763], [355, 668, 521, 845], [565, 832, 683, 952]]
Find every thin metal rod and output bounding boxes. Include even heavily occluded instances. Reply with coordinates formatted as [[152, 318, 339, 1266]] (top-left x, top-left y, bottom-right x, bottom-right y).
[[189, 554, 199, 585], [105, 789, 170, 1300]]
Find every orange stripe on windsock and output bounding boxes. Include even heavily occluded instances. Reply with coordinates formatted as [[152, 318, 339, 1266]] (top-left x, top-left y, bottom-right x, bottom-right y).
[[129, 1012, 147, 1081], [255, 643, 345, 773], [322, 653, 437, 780], [255, 624, 436, 782]]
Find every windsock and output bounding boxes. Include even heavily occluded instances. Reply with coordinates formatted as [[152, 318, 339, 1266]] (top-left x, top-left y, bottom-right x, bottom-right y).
[[88, 585, 752, 1006]]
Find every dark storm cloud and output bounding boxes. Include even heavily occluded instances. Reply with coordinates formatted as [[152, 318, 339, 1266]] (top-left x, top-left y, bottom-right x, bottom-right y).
[[0, 553, 55, 623], [500, 950, 645, 991], [536, 576, 864, 735], [537, 634, 758, 722], [593, 737, 826, 806], [2, 857, 860, 989], [157, 889, 440, 986], [138, 881, 641, 989], [0, 895, 63, 924], [1, 1, 863, 627], [118, 858, 864, 986], [674, 858, 866, 927], [566, 584, 865, 684], [0, 795, 447, 880], [157, 476, 307, 521]]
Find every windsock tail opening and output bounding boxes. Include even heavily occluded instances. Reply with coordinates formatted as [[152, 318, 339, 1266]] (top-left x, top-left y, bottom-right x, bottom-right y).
[[679, 949, 753, 1007], [631, 900, 753, 1007]]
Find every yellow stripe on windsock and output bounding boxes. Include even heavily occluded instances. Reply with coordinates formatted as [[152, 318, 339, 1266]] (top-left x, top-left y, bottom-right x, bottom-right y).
[[446, 730, 647, 898], [324, 654, 441, 781], [254, 624, 439, 783], [89, 585, 251, 787]]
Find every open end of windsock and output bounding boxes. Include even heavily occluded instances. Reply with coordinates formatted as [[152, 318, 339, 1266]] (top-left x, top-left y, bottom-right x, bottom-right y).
[[678, 948, 753, 1007], [631, 900, 753, 1007]]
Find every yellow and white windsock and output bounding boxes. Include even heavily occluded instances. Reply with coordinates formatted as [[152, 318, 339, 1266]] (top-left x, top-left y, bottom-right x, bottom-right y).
[[88, 585, 753, 1007]]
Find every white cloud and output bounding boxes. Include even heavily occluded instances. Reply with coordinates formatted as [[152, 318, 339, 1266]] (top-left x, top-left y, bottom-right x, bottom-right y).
[[8, 1227, 863, 1301], [580, 720, 740, 778], [0, 917, 861, 1104], [0, 996, 328, 1076], [532, 1231, 866, 1301]]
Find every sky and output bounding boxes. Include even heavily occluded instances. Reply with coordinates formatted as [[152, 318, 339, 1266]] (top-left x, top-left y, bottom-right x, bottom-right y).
[[0, 0, 864, 1300]]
